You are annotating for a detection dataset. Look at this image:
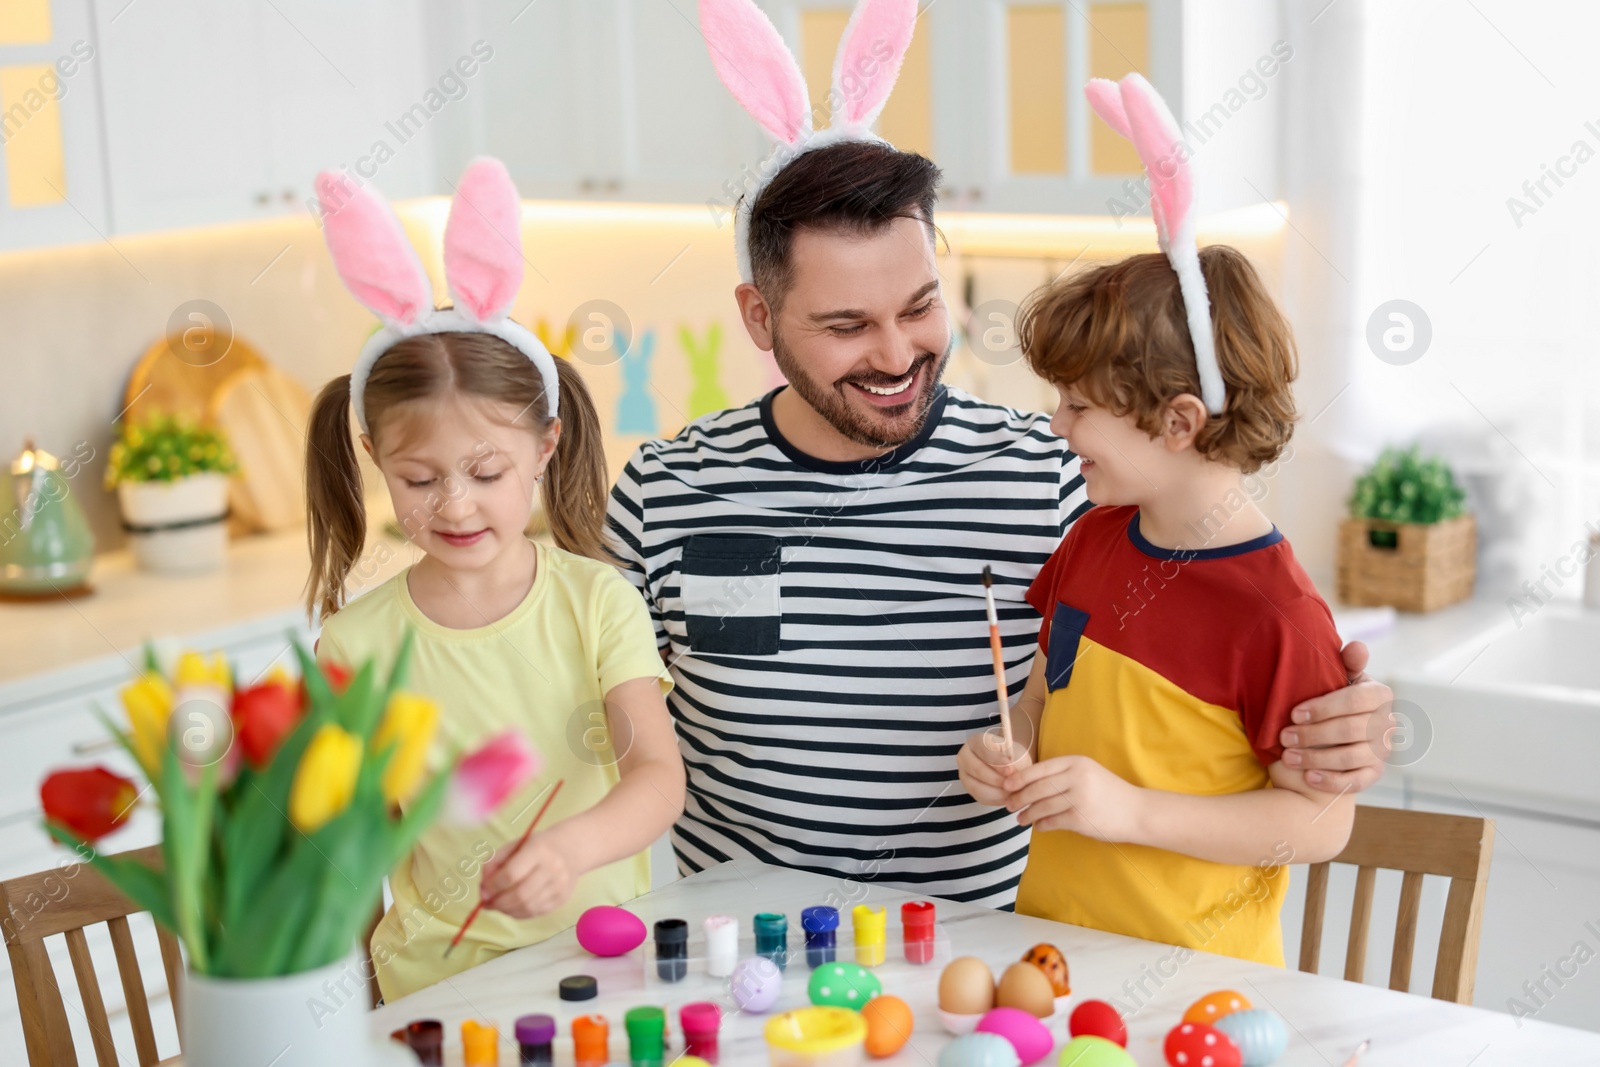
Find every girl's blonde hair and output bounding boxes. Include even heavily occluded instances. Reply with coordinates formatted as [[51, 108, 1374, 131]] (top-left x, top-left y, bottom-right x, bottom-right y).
[[304, 332, 608, 620]]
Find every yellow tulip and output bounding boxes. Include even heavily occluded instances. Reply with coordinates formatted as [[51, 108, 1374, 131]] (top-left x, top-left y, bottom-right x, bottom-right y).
[[371, 692, 439, 805], [289, 725, 362, 833], [174, 651, 231, 695], [121, 671, 174, 772]]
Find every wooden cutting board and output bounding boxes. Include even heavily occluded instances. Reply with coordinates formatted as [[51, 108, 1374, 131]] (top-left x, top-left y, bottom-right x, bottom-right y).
[[121, 330, 267, 425], [208, 365, 312, 533]]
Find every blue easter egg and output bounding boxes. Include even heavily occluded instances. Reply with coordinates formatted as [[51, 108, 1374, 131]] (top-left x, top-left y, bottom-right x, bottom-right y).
[[1214, 1009, 1288, 1066], [939, 1032, 1022, 1067]]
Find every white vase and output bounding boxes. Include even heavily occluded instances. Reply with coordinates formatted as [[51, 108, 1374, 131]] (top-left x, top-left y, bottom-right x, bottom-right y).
[[181, 954, 374, 1067], [118, 472, 230, 573]]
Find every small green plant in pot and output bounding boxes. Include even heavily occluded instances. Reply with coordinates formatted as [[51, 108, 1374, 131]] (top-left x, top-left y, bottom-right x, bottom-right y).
[[1339, 445, 1475, 612], [106, 415, 237, 573]]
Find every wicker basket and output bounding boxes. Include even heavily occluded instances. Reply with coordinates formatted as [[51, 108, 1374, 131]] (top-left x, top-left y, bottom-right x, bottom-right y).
[[1336, 514, 1477, 612]]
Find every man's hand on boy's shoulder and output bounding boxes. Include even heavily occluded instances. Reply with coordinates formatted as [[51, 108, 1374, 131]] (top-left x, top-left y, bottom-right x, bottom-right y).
[[1278, 640, 1395, 794]]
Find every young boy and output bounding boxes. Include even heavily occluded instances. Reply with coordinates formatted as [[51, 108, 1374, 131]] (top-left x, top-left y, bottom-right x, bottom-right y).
[[957, 245, 1355, 966]]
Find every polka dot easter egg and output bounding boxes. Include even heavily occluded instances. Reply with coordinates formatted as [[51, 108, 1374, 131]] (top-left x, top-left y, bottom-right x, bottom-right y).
[[1182, 990, 1251, 1026], [808, 961, 882, 1010], [1213, 1009, 1288, 1066], [1165, 1021, 1243, 1067]]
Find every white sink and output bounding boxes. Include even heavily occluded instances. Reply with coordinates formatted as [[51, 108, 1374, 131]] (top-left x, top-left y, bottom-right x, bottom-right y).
[[1388, 602, 1600, 811]]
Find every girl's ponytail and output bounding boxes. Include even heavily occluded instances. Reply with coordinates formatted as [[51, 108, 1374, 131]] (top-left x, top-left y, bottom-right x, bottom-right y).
[[541, 357, 612, 562], [304, 374, 366, 620]]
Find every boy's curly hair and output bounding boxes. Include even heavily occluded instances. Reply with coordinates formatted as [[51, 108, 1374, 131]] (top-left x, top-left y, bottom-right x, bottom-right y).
[[1018, 245, 1298, 473]]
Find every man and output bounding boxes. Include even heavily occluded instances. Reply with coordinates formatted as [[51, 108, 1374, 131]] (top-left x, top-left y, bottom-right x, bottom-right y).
[[606, 140, 1390, 907]]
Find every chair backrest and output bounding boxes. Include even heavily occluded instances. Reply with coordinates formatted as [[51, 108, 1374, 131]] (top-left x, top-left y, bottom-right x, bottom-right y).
[[0, 845, 182, 1067], [1298, 804, 1495, 1003]]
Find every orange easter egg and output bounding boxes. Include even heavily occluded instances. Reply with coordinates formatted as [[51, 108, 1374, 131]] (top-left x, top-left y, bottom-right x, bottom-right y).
[[1020, 943, 1070, 997], [1182, 989, 1252, 1025], [862, 994, 914, 1057]]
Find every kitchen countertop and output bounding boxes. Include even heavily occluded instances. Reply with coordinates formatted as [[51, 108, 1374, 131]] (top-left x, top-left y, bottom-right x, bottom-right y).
[[0, 529, 416, 685], [372, 858, 1600, 1065]]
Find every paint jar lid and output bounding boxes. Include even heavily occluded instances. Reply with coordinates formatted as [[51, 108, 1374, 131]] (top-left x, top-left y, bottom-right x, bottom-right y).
[[560, 975, 599, 1001], [901, 901, 936, 927], [754, 912, 787, 931], [801, 906, 839, 933], [391, 1019, 444, 1054], [654, 918, 689, 943], [625, 1006, 666, 1057], [680, 1001, 721, 1036], [515, 1013, 556, 1045]]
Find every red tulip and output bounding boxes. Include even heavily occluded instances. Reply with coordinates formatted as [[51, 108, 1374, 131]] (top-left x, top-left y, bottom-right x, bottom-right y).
[[232, 680, 305, 768], [41, 767, 140, 841], [299, 661, 353, 706]]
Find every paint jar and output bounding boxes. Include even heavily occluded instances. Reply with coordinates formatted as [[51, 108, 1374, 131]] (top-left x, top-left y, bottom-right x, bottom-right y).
[[681, 1001, 722, 1063], [515, 1013, 555, 1066], [625, 1006, 666, 1067], [852, 905, 886, 967], [705, 914, 739, 977], [655, 918, 689, 982], [462, 1019, 499, 1066], [802, 906, 839, 968], [572, 1014, 609, 1067], [901, 901, 936, 964], [755, 912, 789, 970], [391, 1020, 444, 1065]]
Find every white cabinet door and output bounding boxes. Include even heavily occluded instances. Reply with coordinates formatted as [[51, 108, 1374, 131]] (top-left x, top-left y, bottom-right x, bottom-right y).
[[91, 0, 274, 235], [0, 0, 112, 250], [258, 0, 438, 210]]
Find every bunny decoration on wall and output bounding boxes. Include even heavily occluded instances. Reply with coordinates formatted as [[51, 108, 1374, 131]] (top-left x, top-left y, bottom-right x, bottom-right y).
[[615, 328, 659, 436], [681, 323, 729, 419]]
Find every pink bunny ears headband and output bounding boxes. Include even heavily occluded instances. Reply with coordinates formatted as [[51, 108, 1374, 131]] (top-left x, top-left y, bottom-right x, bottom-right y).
[[699, 0, 919, 284], [314, 157, 558, 435], [1086, 73, 1224, 414]]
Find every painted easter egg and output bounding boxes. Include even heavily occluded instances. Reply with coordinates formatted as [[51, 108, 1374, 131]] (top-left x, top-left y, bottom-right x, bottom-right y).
[[1165, 1021, 1242, 1067], [939, 1032, 1022, 1067], [808, 961, 881, 1010], [975, 1007, 1053, 1065], [1068, 1000, 1127, 1047], [1020, 943, 1071, 997], [730, 956, 783, 1013], [1182, 990, 1251, 1026], [940, 957, 997, 1016], [575, 905, 646, 956], [1057, 1036, 1136, 1067], [862, 995, 914, 1057], [1213, 1010, 1288, 1066], [995, 962, 1056, 1019]]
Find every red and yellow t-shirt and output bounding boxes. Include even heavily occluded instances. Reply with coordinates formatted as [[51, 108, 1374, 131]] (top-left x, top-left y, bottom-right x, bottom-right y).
[[1014, 505, 1346, 965]]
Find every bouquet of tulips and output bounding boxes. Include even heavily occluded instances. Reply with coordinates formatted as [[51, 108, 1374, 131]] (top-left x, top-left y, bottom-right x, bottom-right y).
[[38, 635, 538, 978]]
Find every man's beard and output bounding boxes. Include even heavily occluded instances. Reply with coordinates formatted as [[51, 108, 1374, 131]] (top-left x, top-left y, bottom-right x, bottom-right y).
[[771, 330, 952, 450]]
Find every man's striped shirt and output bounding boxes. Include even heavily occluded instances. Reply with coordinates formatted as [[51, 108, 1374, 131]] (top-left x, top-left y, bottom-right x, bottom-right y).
[[606, 385, 1089, 907]]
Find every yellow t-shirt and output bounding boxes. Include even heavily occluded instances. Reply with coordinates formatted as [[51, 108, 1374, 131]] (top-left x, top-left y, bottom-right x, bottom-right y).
[[316, 544, 670, 1000]]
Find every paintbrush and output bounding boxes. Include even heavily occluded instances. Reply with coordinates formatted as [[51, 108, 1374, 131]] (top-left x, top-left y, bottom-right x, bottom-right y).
[[980, 567, 1015, 754], [1341, 1039, 1370, 1066], [444, 778, 564, 959]]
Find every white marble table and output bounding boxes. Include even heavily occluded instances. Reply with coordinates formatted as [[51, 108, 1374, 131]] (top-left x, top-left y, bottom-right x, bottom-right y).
[[372, 859, 1600, 1066]]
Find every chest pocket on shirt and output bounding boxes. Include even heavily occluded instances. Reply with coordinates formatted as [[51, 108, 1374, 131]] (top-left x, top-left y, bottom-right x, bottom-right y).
[[1045, 603, 1091, 691], [680, 534, 783, 656]]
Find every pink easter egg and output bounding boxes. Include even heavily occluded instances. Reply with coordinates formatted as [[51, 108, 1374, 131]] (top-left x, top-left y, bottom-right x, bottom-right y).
[[575, 906, 647, 956], [974, 1007, 1053, 1065]]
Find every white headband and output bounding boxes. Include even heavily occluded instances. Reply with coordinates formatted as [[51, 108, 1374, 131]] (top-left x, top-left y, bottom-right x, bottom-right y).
[[699, 0, 919, 284], [316, 158, 560, 435]]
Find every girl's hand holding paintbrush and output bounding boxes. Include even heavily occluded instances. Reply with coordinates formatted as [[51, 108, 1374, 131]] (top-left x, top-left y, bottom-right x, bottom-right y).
[[479, 819, 584, 919]]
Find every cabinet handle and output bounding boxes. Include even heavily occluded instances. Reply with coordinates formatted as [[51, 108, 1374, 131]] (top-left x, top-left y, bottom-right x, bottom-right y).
[[282, 189, 297, 204], [255, 191, 271, 206], [605, 179, 622, 193], [72, 738, 117, 756], [579, 178, 598, 193]]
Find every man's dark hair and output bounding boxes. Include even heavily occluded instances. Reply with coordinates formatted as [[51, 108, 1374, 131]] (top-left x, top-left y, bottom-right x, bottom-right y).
[[747, 140, 943, 310]]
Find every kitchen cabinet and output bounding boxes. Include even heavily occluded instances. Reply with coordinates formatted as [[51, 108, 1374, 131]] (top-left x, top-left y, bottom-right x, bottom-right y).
[[0, 0, 111, 251], [91, 0, 436, 236]]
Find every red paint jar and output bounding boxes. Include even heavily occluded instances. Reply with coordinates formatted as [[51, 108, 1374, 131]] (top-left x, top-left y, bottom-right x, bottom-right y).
[[901, 900, 936, 964]]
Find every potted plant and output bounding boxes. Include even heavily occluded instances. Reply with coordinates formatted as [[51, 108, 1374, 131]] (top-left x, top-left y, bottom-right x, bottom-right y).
[[39, 636, 540, 1066], [1337, 445, 1476, 612], [105, 414, 237, 573]]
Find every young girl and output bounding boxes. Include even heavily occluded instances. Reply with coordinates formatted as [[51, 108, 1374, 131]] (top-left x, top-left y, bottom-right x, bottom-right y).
[[305, 158, 684, 1000]]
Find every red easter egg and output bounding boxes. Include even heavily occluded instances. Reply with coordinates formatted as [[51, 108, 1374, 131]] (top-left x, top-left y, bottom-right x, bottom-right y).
[[1069, 1000, 1127, 1048], [1164, 1021, 1242, 1067]]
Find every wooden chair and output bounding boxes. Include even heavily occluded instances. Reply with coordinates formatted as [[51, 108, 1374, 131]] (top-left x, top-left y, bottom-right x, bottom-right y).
[[1299, 805, 1495, 1004], [1, 845, 182, 1067]]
